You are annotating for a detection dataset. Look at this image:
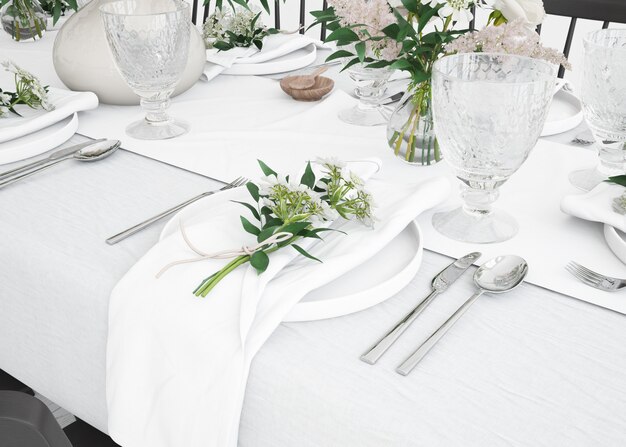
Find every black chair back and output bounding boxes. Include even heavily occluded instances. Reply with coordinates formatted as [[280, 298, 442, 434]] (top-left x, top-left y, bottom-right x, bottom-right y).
[[542, 0, 626, 77]]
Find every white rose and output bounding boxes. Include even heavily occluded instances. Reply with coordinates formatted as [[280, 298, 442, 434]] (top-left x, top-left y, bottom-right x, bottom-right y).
[[493, 0, 546, 26]]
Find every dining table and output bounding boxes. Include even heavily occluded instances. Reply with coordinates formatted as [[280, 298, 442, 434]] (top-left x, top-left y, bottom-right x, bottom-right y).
[[2, 28, 626, 447]]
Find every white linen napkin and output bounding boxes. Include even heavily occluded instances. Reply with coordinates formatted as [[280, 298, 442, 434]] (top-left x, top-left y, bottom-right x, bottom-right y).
[[0, 87, 98, 143], [561, 182, 626, 232], [203, 33, 328, 81], [106, 168, 450, 447]]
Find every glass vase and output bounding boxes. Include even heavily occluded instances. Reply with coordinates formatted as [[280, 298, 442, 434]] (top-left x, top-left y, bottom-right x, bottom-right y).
[[1, 0, 47, 41], [386, 83, 441, 166]]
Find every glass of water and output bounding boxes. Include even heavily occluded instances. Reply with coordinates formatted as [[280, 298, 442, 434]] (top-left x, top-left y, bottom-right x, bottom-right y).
[[569, 29, 626, 191], [431, 53, 555, 244], [100, 0, 190, 140]]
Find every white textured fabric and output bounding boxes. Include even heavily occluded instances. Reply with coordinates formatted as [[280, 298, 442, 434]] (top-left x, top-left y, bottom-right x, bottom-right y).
[[561, 182, 626, 232], [0, 86, 97, 143], [106, 158, 450, 446], [204, 34, 327, 81], [2, 135, 626, 447]]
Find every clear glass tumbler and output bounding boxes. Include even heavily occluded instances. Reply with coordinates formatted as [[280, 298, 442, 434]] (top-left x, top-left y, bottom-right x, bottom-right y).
[[338, 64, 392, 127], [569, 29, 626, 191], [431, 53, 555, 244], [100, 0, 191, 140]]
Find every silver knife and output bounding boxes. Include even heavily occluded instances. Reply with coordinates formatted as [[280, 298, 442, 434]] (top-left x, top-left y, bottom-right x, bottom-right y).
[[360, 252, 482, 365], [0, 139, 106, 181]]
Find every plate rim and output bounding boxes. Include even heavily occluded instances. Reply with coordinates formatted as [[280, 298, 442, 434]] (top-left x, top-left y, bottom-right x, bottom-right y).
[[282, 221, 423, 322], [604, 224, 626, 265], [0, 113, 78, 165], [541, 89, 583, 137]]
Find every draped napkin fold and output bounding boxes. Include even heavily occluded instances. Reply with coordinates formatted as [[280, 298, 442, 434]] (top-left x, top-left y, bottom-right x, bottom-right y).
[[203, 33, 329, 81], [561, 182, 626, 233], [106, 168, 450, 447]]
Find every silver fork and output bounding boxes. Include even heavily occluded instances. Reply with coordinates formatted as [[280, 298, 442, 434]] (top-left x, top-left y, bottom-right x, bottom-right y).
[[106, 177, 248, 245], [565, 261, 626, 292]]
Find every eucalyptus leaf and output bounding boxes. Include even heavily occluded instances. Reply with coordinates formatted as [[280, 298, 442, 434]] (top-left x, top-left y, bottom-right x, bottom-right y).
[[250, 251, 269, 273], [300, 162, 316, 188], [257, 159, 278, 177], [246, 182, 260, 202], [240, 216, 261, 236], [607, 175, 626, 187], [292, 245, 322, 263], [232, 200, 260, 221]]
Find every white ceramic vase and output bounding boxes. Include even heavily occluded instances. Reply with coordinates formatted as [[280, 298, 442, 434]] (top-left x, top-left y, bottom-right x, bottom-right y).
[[52, 0, 206, 105]]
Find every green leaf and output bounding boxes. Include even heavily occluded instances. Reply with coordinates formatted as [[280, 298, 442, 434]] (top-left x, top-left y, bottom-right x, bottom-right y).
[[355, 41, 366, 63], [246, 182, 260, 201], [607, 175, 626, 187], [258, 225, 280, 243], [300, 162, 316, 188], [418, 5, 441, 32], [257, 159, 278, 177], [240, 216, 261, 236], [292, 245, 322, 263], [365, 60, 392, 69], [341, 57, 362, 72], [381, 23, 400, 39], [390, 59, 413, 70], [282, 221, 311, 236], [401, 0, 418, 13], [259, 0, 270, 14], [232, 200, 260, 220], [250, 251, 270, 273], [263, 217, 283, 228], [325, 49, 354, 62], [230, 0, 250, 10], [326, 27, 360, 43]]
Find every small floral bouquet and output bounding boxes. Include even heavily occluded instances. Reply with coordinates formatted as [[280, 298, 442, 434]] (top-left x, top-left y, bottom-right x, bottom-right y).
[[159, 159, 374, 297], [202, 5, 278, 50], [0, 61, 53, 118]]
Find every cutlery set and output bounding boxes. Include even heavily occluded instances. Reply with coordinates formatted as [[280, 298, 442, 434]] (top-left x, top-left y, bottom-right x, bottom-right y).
[[363, 253, 530, 376]]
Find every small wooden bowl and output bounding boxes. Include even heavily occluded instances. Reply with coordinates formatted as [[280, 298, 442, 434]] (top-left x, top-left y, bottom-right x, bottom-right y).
[[280, 76, 334, 101]]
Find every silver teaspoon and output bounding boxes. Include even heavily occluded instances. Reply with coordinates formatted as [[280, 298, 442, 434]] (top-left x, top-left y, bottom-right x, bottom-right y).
[[396, 255, 529, 376], [0, 139, 121, 189]]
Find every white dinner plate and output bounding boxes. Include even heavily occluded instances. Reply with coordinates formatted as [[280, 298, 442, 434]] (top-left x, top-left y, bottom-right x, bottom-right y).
[[160, 187, 423, 322], [541, 89, 583, 136], [604, 224, 626, 265], [223, 44, 317, 76], [283, 221, 422, 322], [0, 113, 78, 165]]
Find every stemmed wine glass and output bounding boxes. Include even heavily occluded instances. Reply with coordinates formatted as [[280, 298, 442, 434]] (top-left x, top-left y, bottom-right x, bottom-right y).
[[569, 29, 626, 191], [100, 0, 191, 140], [431, 53, 555, 244], [338, 63, 393, 127]]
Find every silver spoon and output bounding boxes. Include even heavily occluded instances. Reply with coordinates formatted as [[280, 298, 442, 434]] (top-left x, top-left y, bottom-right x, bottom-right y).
[[0, 139, 121, 189], [396, 255, 529, 376]]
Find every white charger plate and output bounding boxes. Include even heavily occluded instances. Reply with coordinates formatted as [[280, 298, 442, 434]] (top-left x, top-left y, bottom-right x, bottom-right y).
[[541, 89, 583, 136], [223, 44, 317, 76], [604, 224, 626, 265], [0, 113, 78, 165], [160, 187, 423, 322]]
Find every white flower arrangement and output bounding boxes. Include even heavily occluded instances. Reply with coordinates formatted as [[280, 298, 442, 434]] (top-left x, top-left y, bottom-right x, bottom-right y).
[[0, 60, 53, 118]]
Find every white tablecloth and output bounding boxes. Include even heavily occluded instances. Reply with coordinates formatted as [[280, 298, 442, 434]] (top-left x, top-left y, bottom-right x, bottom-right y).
[[2, 30, 626, 447]]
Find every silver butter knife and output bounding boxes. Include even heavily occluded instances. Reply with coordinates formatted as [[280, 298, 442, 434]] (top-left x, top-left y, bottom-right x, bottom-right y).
[[0, 139, 106, 181], [360, 251, 482, 365]]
